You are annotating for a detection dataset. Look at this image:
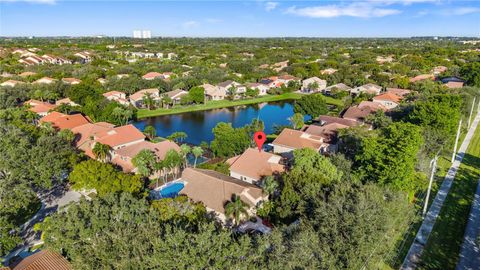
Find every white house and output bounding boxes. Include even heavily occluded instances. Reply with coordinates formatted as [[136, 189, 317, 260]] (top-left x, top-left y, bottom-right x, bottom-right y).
[[301, 77, 327, 93], [246, 83, 270, 96]]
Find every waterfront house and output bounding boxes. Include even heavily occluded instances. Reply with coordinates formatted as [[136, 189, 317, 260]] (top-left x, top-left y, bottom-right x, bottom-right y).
[[245, 83, 269, 96], [301, 77, 327, 93], [129, 88, 160, 108], [39, 112, 90, 130], [164, 89, 188, 105], [226, 148, 285, 184], [271, 128, 323, 155], [103, 91, 130, 105], [203, 83, 226, 101]]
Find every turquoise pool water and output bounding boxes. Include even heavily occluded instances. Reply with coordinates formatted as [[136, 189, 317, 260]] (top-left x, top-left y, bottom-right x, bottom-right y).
[[160, 182, 184, 198]]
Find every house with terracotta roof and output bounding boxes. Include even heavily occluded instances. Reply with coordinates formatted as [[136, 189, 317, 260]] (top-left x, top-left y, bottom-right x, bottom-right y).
[[203, 83, 226, 101], [103, 91, 129, 105], [18, 71, 37, 77], [409, 74, 435, 83], [180, 168, 267, 221], [74, 51, 92, 63], [94, 124, 146, 150], [272, 128, 323, 155], [441, 77, 465, 88], [301, 77, 327, 93], [33, 77, 56, 85], [0, 80, 24, 87], [350, 83, 382, 95], [385, 88, 411, 97], [358, 101, 388, 111], [129, 88, 160, 107], [164, 89, 188, 105], [278, 74, 301, 86], [142, 72, 164, 80], [259, 77, 282, 88], [24, 100, 57, 116], [111, 140, 181, 174], [342, 106, 374, 123], [62, 77, 81, 85], [316, 115, 358, 127], [302, 123, 350, 153], [226, 148, 285, 184], [55, 97, 78, 106], [39, 112, 90, 130], [71, 122, 115, 157], [432, 66, 448, 75], [7, 249, 71, 270], [372, 92, 403, 109]]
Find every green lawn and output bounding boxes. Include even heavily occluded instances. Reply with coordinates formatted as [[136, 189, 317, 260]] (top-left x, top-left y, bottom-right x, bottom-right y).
[[137, 93, 343, 118], [418, 123, 480, 269]]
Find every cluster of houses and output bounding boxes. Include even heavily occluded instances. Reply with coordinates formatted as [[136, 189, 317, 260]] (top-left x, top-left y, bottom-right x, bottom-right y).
[[0, 76, 81, 88], [115, 51, 178, 62], [11, 48, 92, 66]]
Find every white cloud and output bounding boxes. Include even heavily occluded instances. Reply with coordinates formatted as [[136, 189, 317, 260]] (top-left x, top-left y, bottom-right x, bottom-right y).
[[0, 0, 56, 4], [450, 7, 480, 15], [285, 2, 401, 18], [265, 1, 279, 11], [182, 21, 199, 29]]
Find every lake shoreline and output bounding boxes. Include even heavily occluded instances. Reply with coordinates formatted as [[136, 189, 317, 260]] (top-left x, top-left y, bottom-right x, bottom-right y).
[[137, 92, 343, 119]]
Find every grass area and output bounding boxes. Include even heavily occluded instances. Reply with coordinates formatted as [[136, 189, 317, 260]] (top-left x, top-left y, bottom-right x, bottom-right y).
[[137, 93, 343, 118], [418, 123, 480, 269]]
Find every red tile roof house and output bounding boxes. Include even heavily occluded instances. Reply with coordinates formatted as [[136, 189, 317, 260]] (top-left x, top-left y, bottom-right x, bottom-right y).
[[180, 168, 267, 222], [111, 140, 181, 177], [409, 74, 435, 83], [71, 122, 116, 158], [372, 92, 403, 109], [278, 74, 301, 85], [271, 128, 323, 156], [385, 87, 411, 97], [142, 72, 164, 80], [39, 112, 90, 130], [102, 91, 130, 105], [94, 124, 146, 151], [7, 249, 71, 270], [129, 88, 160, 108], [226, 148, 285, 184], [24, 99, 57, 116], [301, 123, 350, 153], [0, 80, 24, 87], [343, 102, 387, 123]]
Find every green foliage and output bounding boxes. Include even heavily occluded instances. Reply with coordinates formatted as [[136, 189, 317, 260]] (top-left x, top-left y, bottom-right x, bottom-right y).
[[355, 122, 425, 194], [197, 161, 230, 175], [132, 149, 156, 178], [143, 125, 156, 140], [210, 122, 250, 157], [167, 131, 187, 142], [92, 142, 111, 162], [188, 86, 205, 104], [289, 112, 304, 129], [224, 195, 249, 225], [460, 62, 480, 87], [69, 160, 143, 196], [293, 93, 328, 118]]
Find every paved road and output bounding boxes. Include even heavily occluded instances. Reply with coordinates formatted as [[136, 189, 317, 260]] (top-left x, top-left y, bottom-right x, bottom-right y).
[[1, 185, 81, 266], [456, 178, 480, 270], [401, 109, 480, 270]]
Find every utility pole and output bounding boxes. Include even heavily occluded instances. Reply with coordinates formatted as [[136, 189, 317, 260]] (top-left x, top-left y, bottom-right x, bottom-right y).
[[468, 97, 476, 128], [423, 156, 438, 218], [451, 119, 463, 163]]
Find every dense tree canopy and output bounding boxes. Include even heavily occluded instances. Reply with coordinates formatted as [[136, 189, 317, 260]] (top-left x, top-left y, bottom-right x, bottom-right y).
[[293, 94, 328, 118]]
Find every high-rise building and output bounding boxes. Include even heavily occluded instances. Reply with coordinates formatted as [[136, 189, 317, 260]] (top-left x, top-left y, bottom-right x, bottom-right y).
[[133, 30, 142, 38], [133, 30, 151, 39]]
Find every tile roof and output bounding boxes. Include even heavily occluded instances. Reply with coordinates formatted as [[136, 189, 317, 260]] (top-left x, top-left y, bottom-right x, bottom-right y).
[[61, 78, 81, 84], [386, 88, 411, 97], [11, 249, 71, 270], [180, 168, 265, 214], [358, 101, 388, 111], [129, 88, 158, 101], [102, 90, 125, 98], [272, 128, 323, 150], [71, 123, 114, 154], [164, 89, 188, 99], [409, 74, 435, 83], [303, 123, 349, 144], [342, 106, 373, 122], [316, 115, 358, 127], [226, 148, 285, 181], [373, 92, 402, 103], [24, 100, 57, 114], [95, 124, 145, 148], [142, 72, 163, 79], [39, 112, 90, 130]]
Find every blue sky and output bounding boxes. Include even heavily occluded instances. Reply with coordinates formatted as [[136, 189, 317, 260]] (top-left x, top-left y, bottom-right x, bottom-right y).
[[0, 0, 479, 37]]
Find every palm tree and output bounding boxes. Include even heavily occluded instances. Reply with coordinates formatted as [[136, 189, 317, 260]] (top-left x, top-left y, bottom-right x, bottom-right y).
[[143, 125, 157, 140], [112, 107, 125, 125], [142, 93, 155, 110], [224, 195, 249, 226], [161, 94, 172, 109], [262, 176, 278, 197], [92, 143, 112, 162], [226, 86, 237, 100], [122, 109, 133, 125], [132, 149, 156, 178], [191, 146, 204, 168], [163, 149, 182, 180], [154, 160, 166, 186], [180, 144, 191, 168]]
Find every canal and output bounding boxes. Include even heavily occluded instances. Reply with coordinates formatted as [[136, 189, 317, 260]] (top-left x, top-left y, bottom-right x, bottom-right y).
[[132, 100, 305, 145]]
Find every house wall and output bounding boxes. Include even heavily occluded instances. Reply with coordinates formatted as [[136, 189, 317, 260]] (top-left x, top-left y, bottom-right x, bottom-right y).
[[272, 144, 296, 154], [230, 171, 258, 184]]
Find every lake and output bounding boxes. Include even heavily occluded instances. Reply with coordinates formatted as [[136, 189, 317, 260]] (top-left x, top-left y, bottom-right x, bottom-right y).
[[133, 100, 305, 145]]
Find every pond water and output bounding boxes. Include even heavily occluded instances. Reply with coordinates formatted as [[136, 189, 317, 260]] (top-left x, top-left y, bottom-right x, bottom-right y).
[[133, 100, 307, 145]]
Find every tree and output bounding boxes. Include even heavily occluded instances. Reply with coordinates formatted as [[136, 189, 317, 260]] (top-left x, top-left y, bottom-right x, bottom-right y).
[[180, 144, 191, 168], [262, 176, 278, 197], [92, 142, 111, 162], [224, 195, 249, 225], [210, 122, 250, 157], [293, 94, 328, 118], [460, 62, 480, 87], [226, 86, 237, 100], [167, 131, 187, 143], [142, 92, 155, 110], [191, 146, 203, 168], [68, 160, 143, 196], [161, 94, 172, 109], [143, 125, 157, 140], [162, 149, 183, 180], [289, 113, 304, 129], [189, 86, 205, 104], [132, 149, 157, 178]]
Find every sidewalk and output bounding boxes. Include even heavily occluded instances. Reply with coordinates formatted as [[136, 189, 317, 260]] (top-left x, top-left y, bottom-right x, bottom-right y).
[[401, 110, 480, 270], [456, 178, 480, 270]]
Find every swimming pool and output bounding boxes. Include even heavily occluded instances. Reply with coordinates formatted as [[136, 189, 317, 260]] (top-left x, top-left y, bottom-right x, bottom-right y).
[[159, 182, 185, 198]]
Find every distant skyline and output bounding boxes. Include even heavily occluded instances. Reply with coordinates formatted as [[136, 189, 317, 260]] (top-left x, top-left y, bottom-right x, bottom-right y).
[[0, 0, 479, 37]]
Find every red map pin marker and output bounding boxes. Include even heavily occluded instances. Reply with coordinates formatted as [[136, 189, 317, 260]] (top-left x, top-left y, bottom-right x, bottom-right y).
[[254, 131, 266, 152]]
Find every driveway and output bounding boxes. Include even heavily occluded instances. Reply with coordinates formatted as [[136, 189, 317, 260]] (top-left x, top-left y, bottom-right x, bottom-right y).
[[1, 185, 81, 266]]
